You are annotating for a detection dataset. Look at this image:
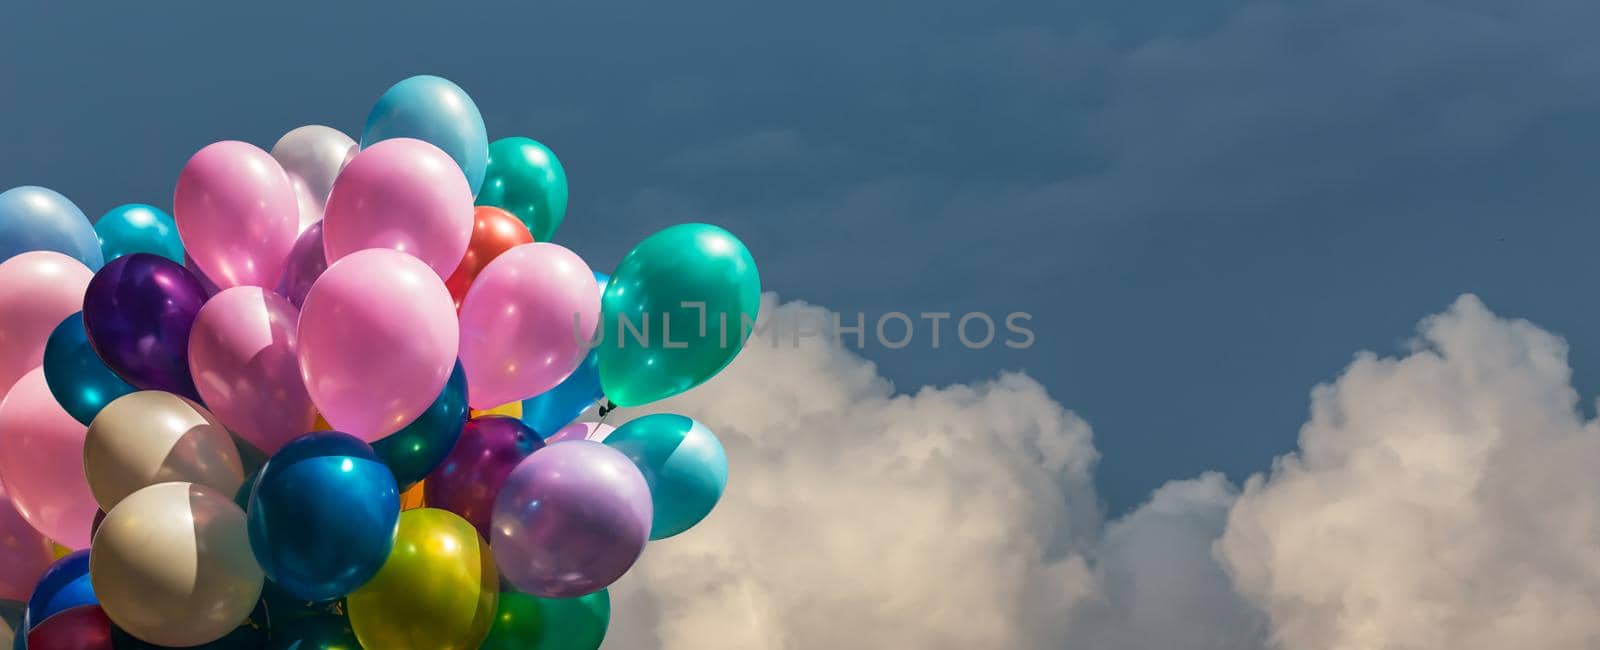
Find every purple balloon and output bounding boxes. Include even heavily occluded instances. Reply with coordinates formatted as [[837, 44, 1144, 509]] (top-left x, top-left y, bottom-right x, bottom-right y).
[[83, 253, 207, 400], [491, 441, 652, 598], [425, 415, 543, 538], [275, 220, 328, 309]]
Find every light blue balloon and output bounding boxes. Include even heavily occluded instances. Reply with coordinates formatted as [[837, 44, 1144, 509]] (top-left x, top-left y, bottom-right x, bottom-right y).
[[0, 186, 103, 269], [603, 413, 728, 540], [361, 75, 489, 194], [521, 273, 610, 437], [94, 204, 183, 264]]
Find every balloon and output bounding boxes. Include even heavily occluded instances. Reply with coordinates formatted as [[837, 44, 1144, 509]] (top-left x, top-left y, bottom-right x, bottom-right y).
[[470, 402, 521, 419], [24, 605, 112, 650], [0, 601, 21, 649], [173, 141, 299, 290], [490, 442, 651, 597], [273, 221, 327, 310], [546, 422, 613, 445], [459, 243, 598, 409], [265, 613, 358, 650], [0, 186, 102, 270], [185, 251, 223, 299], [82, 254, 207, 401], [598, 224, 761, 407], [247, 432, 399, 602], [0, 482, 53, 602], [27, 552, 95, 629], [361, 76, 488, 194], [400, 482, 427, 511], [322, 138, 473, 279], [42, 313, 137, 425], [371, 361, 468, 490], [93, 205, 183, 265], [604, 414, 728, 540], [0, 368, 95, 548], [110, 601, 268, 649], [82, 391, 245, 511], [188, 287, 317, 454], [270, 125, 358, 233], [0, 251, 93, 396], [481, 589, 610, 650], [443, 206, 532, 309], [476, 138, 568, 243], [297, 249, 458, 441], [346, 509, 498, 650], [425, 416, 543, 538], [91, 482, 263, 648]]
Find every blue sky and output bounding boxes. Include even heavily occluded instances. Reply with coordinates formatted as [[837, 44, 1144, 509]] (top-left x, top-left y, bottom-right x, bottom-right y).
[[5, 0, 1600, 515]]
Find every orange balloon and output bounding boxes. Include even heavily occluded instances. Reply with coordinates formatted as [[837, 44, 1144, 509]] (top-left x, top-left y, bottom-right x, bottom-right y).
[[400, 482, 427, 511], [445, 206, 534, 310]]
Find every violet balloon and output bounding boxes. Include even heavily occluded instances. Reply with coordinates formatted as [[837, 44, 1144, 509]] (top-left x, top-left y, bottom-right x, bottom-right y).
[[546, 422, 613, 445], [322, 138, 473, 280], [0, 368, 96, 549], [82, 254, 207, 401], [173, 140, 300, 290], [275, 220, 327, 309], [298, 249, 459, 441], [459, 243, 599, 409], [0, 251, 93, 396], [425, 415, 543, 538], [491, 441, 652, 598], [188, 287, 318, 454]]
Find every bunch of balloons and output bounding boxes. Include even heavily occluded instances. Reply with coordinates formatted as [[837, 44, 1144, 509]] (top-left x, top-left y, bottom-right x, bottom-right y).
[[0, 74, 758, 650]]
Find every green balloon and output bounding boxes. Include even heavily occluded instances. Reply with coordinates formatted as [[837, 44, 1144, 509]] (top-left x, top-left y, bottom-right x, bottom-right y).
[[371, 362, 469, 490], [476, 137, 568, 242], [481, 590, 609, 650], [267, 612, 360, 650], [598, 224, 760, 407]]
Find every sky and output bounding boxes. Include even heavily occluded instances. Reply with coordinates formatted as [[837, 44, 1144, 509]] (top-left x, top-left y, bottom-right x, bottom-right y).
[[7, 2, 1600, 647]]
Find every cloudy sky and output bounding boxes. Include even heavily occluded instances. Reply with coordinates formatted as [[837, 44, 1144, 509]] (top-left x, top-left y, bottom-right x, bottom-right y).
[[5, 0, 1600, 647]]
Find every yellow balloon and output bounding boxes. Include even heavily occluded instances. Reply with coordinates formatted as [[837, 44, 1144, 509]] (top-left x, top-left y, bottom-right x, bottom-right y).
[[400, 481, 427, 511], [348, 509, 498, 649], [50, 542, 72, 559], [314, 413, 332, 430], [470, 402, 522, 419]]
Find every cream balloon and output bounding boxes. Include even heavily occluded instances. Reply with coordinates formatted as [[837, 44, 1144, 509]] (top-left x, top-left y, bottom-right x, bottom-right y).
[[83, 391, 245, 511], [271, 125, 358, 233], [91, 482, 263, 647]]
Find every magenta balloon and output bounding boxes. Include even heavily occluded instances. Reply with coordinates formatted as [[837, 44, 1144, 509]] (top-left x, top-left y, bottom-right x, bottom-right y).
[[491, 441, 652, 598], [459, 243, 599, 409], [298, 249, 459, 441], [0, 252, 93, 395], [0, 368, 95, 548], [322, 138, 473, 280], [275, 221, 327, 309], [188, 287, 317, 455], [0, 480, 54, 601], [425, 415, 543, 538], [173, 141, 300, 290]]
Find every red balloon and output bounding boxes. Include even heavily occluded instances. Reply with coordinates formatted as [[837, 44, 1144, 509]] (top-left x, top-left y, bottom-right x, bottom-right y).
[[445, 206, 533, 309], [27, 605, 115, 649]]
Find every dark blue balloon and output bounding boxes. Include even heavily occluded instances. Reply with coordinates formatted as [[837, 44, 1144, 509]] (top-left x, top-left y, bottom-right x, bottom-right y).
[[247, 432, 400, 602], [82, 253, 206, 401], [372, 361, 469, 490], [26, 551, 95, 631], [520, 273, 608, 437], [42, 312, 137, 425], [109, 599, 268, 649]]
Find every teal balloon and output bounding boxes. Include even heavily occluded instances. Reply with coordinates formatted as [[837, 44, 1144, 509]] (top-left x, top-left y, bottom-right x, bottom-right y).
[[94, 204, 184, 264], [598, 224, 760, 407], [476, 137, 568, 242], [371, 361, 469, 490], [361, 75, 488, 194], [42, 312, 137, 425], [481, 589, 609, 650], [603, 414, 727, 539], [0, 186, 103, 269]]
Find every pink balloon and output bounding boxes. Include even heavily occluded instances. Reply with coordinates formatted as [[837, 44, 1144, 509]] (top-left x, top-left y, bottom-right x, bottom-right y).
[[322, 138, 473, 279], [174, 141, 300, 290], [0, 252, 93, 395], [459, 243, 599, 409], [298, 249, 459, 441], [547, 422, 614, 445], [189, 287, 317, 455], [0, 367, 95, 548], [0, 480, 54, 601]]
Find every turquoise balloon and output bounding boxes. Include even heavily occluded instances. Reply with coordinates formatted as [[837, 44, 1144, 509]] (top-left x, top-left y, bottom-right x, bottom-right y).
[[0, 186, 103, 269], [361, 75, 489, 194], [598, 224, 760, 407], [94, 204, 183, 264], [477, 137, 568, 242], [42, 312, 137, 425], [603, 414, 727, 539]]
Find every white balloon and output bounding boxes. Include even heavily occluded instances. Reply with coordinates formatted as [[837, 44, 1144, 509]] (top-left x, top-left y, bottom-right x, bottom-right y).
[[271, 125, 358, 233], [83, 391, 245, 511], [91, 482, 263, 647]]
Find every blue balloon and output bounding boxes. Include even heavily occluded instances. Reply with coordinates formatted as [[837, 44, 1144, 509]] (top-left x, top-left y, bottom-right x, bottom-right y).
[[247, 432, 399, 602], [361, 75, 489, 194], [42, 312, 137, 425], [26, 551, 95, 630], [94, 204, 183, 264], [602, 413, 728, 540], [521, 273, 609, 437], [0, 186, 103, 269]]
